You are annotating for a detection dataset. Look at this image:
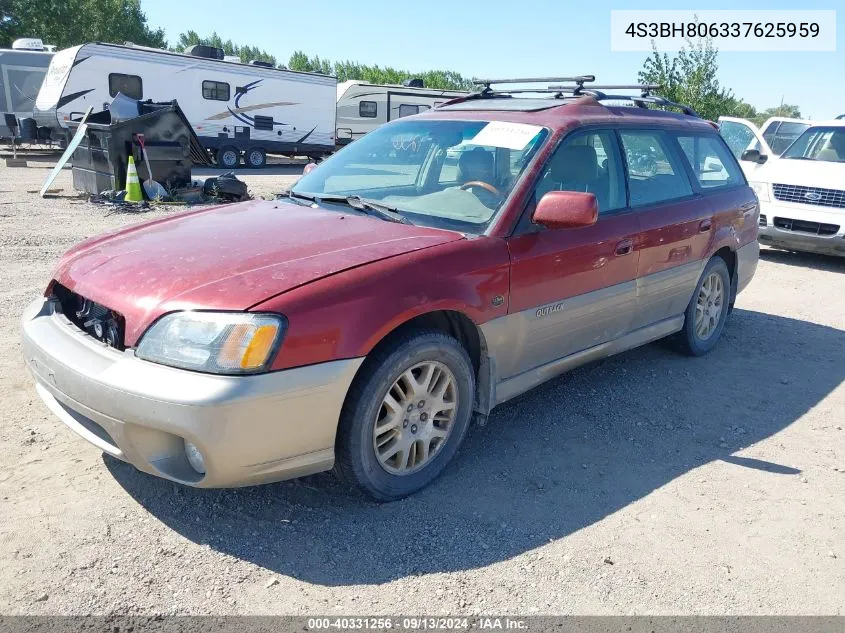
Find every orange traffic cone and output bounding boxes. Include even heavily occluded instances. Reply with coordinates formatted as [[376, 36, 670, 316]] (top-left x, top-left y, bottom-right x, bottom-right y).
[[125, 155, 143, 202]]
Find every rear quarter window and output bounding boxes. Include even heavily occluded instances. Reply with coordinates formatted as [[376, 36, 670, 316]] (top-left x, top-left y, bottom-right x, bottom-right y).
[[676, 134, 745, 190], [619, 130, 693, 206]]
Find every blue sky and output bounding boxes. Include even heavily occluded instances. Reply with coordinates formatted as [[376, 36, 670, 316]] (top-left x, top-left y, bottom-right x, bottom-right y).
[[141, 0, 844, 119]]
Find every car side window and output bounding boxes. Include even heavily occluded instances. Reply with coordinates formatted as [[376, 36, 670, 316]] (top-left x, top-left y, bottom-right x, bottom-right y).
[[533, 130, 626, 214], [676, 134, 744, 190], [719, 121, 761, 160], [761, 120, 780, 147], [619, 130, 693, 206], [770, 122, 810, 155]]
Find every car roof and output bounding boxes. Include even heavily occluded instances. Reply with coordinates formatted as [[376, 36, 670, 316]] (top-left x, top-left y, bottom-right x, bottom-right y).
[[420, 96, 716, 134], [807, 119, 845, 128]]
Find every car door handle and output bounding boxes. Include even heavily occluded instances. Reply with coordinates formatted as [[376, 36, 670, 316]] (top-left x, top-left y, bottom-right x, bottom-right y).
[[699, 219, 712, 233], [615, 239, 633, 256]]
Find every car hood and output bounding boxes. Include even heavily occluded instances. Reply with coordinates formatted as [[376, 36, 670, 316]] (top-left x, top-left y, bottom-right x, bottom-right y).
[[756, 158, 845, 189], [52, 199, 463, 346]]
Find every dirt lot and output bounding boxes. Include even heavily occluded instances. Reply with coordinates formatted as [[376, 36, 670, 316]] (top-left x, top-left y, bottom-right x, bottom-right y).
[[1, 160, 844, 615]]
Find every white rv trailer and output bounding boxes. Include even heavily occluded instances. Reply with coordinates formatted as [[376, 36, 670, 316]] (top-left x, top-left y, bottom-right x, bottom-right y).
[[34, 43, 337, 167], [335, 80, 468, 146], [0, 40, 54, 138]]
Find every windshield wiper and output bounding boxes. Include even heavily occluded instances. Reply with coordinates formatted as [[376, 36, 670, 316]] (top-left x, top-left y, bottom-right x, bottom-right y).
[[287, 192, 411, 224], [342, 195, 412, 224]]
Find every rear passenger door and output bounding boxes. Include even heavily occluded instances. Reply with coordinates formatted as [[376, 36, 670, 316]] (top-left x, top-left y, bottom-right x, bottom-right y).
[[503, 129, 640, 379], [618, 129, 710, 331]]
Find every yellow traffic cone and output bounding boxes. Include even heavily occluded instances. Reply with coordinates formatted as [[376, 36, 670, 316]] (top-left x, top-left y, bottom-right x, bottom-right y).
[[125, 155, 143, 202]]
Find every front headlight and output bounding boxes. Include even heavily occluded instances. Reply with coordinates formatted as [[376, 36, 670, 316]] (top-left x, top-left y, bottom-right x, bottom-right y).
[[749, 181, 770, 202], [136, 312, 286, 374]]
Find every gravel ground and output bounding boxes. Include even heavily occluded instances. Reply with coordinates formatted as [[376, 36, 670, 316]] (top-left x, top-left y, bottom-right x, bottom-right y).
[[1, 160, 844, 616]]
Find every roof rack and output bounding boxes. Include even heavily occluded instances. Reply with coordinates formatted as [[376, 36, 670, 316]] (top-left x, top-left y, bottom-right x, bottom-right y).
[[549, 83, 660, 96], [445, 76, 698, 117], [571, 88, 698, 117], [472, 75, 595, 96]]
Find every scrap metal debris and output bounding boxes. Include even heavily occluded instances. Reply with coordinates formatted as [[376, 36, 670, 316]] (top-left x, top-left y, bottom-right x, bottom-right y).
[[88, 172, 249, 213], [202, 172, 249, 202]]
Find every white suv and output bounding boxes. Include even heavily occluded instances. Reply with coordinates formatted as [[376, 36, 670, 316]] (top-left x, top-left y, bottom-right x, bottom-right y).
[[720, 117, 845, 258]]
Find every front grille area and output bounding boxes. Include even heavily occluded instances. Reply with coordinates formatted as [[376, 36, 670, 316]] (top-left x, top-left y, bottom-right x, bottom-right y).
[[773, 217, 840, 236], [52, 283, 126, 349], [772, 183, 845, 209], [759, 214, 767, 227]]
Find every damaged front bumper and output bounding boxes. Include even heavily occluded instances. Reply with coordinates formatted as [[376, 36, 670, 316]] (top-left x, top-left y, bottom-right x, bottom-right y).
[[21, 297, 363, 487]]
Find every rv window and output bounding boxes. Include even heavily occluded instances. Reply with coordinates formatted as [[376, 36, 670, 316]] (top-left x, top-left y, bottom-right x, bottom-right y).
[[202, 80, 230, 101], [398, 104, 420, 118], [359, 101, 377, 118], [108, 73, 142, 100]]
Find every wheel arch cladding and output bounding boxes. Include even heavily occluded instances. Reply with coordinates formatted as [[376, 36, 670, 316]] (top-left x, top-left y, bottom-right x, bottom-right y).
[[713, 246, 738, 308], [350, 309, 494, 417]]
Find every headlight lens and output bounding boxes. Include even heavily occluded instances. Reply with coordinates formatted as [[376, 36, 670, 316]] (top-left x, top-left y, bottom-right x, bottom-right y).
[[749, 181, 770, 202], [136, 312, 286, 374]]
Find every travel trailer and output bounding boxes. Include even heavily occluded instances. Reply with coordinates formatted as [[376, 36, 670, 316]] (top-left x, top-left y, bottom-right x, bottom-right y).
[[34, 42, 337, 167], [0, 39, 54, 139], [335, 80, 468, 145]]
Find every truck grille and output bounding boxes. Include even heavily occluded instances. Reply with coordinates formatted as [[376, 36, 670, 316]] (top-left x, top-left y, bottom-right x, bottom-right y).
[[52, 283, 126, 349], [772, 183, 845, 209], [773, 217, 839, 236]]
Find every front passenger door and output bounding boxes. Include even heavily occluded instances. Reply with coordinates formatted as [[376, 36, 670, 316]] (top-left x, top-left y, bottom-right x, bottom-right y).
[[502, 130, 640, 380]]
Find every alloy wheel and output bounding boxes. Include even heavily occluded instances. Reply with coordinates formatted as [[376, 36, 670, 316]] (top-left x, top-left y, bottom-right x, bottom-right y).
[[695, 272, 724, 340], [372, 361, 458, 475]]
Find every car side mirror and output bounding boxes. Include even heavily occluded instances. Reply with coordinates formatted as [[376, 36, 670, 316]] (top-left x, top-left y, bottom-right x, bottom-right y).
[[741, 149, 768, 165], [532, 191, 598, 230], [303, 162, 318, 175]]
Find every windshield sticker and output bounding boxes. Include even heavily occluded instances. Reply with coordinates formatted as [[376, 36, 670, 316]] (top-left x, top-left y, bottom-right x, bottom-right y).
[[470, 122, 543, 151]]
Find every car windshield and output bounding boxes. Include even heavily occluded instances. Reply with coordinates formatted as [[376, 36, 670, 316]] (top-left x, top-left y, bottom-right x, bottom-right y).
[[781, 126, 845, 163], [291, 118, 549, 233]]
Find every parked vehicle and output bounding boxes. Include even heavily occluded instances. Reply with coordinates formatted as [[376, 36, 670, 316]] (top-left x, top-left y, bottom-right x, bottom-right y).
[[22, 77, 759, 501], [33, 42, 336, 167], [335, 79, 467, 146], [721, 117, 845, 257], [759, 117, 811, 156], [0, 39, 54, 139]]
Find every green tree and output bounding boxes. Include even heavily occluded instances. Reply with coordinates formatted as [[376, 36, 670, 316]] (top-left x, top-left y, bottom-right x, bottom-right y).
[[289, 50, 473, 90], [750, 104, 802, 127], [173, 30, 277, 66], [639, 34, 749, 121], [1, 0, 19, 45], [2, 0, 165, 49]]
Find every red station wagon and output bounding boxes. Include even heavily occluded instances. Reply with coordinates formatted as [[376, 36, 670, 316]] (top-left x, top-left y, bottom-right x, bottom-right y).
[[22, 77, 759, 501]]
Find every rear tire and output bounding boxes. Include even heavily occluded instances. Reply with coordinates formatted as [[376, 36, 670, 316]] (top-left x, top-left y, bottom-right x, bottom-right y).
[[334, 330, 475, 501], [675, 256, 731, 356], [216, 146, 240, 169], [245, 147, 267, 169]]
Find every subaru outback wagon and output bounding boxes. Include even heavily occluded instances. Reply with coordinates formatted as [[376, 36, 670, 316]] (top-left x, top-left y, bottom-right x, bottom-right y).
[[22, 77, 759, 501]]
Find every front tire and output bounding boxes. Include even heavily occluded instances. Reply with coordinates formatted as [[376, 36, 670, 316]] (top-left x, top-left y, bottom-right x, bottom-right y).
[[676, 256, 731, 356], [334, 330, 475, 501]]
